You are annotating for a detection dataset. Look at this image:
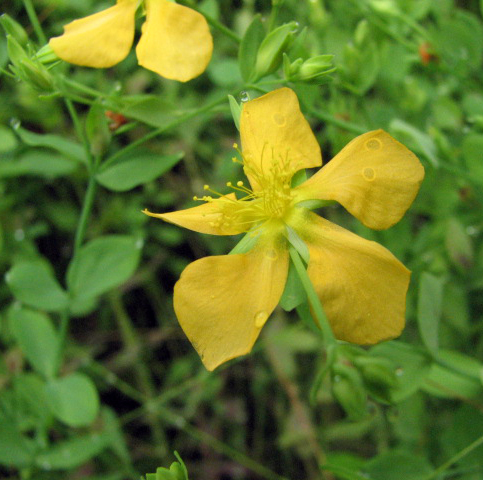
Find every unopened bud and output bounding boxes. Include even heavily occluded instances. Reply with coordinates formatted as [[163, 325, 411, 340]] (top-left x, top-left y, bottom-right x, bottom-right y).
[[7, 36, 55, 92], [284, 54, 335, 85], [254, 22, 297, 80], [354, 356, 397, 403], [331, 362, 367, 420], [1, 14, 28, 46]]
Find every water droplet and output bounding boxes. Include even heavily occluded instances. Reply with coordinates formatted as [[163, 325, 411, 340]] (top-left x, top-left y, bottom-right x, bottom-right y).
[[240, 91, 250, 103], [4, 272, 11, 283], [291, 21, 300, 33], [41, 461, 52, 470], [362, 167, 375, 181], [395, 367, 404, 377], [364, 138, 382, 151], [265, 249, 278, 260], [272, 113, 286, 126], [10, 118, 21, 129], [114, 81, 122, 92], [333, 374, 341, 383], [135, 238, 144, 249], [14, 229, 25, 241], [254, 311, 268, 328]]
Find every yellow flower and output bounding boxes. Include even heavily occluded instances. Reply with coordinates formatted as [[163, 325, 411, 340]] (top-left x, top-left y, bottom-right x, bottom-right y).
[[144, 88, 425, 371], [49, 0, 213, 82]]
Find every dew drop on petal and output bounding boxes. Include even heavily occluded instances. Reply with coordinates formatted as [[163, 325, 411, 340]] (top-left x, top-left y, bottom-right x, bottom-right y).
[[240, 91, 250, 103], [254, 311, 269, 328], [265, 249, 278, 260], [10, 118, 21, 129], [273, 113, 286, 126], [14, 229, 25, 241], [362, 167, 375, 181], [364, 138, 382, 151]]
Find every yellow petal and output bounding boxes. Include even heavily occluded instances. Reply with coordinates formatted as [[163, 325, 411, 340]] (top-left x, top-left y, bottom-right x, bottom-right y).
[[49, 0, 138, 68], [174, 239, 289, 370], [294, 130, 424, 230], [300, 213, 410, 344], [136, 0, 213, 81], [143, 194, 248, 236], [240, 88, 322, 191]]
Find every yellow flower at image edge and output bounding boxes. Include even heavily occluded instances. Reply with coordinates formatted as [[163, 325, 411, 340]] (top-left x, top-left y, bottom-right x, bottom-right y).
[[49, 0, 213, 82], [144, 88, 425, 371]]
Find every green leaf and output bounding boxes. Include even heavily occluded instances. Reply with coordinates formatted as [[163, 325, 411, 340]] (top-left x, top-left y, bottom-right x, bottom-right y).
[[8, 307, 59, 379], [13, 373, 51, 426], [0, 151, 78, 178], [279, 261, 306, 311], [445, 217, 474, 270], [0, 123, 18, 153], [238, 14, 265, 81], [6, 259, 69, 312], [228, 95, 242, 131], [117, 95, 178, 128], [389, 119, 438, 167], [0, 415, 35, 468], [97, 151, 183, 192], [86, 102, 111, 157], [423, 350, 483, 399], [371, 341, 431, 402], [45, 372, 100, 427], [67, 235, 142, 300], [12, 124, 86, 164], [462, 134, 483, 178], [417, 272, 444, 354], [35, 433, 107, 469], [364, 451, 434, 480]]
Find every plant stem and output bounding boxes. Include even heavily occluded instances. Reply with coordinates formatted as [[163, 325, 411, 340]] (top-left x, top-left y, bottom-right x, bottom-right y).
[[64, 98, 94, 169], [157, 407, 291, 480], [423, 432, 483, 480], [289, 246, 336, 345], [305, 104, 367, 135], [73, 174, 98, 256], [180, 0, 241, 42], [103, 91, 234, 169], [23, 0, 47, 44]]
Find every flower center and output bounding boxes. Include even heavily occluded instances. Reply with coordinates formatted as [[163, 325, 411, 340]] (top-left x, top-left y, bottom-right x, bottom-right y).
[[194, 143, 295, 233]]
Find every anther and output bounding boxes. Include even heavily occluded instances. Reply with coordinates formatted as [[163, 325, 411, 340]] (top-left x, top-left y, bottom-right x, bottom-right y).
[[237, 181, 244, 187], [203, 184, 210, 190]]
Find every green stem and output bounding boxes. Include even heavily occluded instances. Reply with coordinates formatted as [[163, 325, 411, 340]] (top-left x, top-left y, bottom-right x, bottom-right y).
[[180, 0, 241, 43], [73, 174, 98, 255], [289, 246, 336, 345], [103, 91, 234, 170], [422, 432, 483, 480], [157, 407, 290, 480], [305, 104, 367, 135], [55, 310, 70, 375], [64, 98, 94, 169], [268, 1, 282, 32], [22, 0, 47, 44]]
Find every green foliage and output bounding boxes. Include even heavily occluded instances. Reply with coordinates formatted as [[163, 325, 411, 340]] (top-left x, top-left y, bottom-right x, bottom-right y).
[[1, 0, 483, 479]]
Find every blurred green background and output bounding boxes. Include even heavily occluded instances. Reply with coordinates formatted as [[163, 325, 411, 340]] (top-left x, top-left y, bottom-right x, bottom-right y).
[[1, 0, 483, 479]]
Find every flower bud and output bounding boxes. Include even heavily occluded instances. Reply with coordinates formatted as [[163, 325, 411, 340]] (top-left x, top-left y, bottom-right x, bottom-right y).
[[368, 0, 400, 16], [35, 44, 60, 65], [1, 14, 28, 46], [254, 22, 297, 80], [7, 35, 55, 92], [331, 362, 367, 420], [284, 54, 336, 85], [354, 356, 397, 404]]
